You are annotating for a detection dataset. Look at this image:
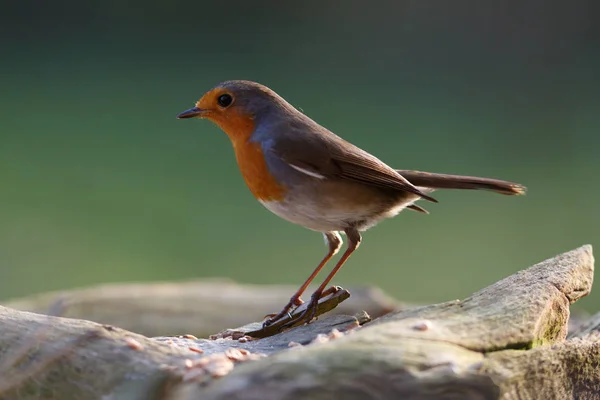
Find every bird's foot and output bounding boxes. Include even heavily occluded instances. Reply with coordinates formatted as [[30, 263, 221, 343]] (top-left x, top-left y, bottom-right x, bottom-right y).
[[262, 297, 305, 327], [246, 286, 350, 339], [280, 294, 320, 330], [279, 287, 343, 330]]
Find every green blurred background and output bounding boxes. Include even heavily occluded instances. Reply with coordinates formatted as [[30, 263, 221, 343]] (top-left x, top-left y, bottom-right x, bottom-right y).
[[1, 2, 598, 311]]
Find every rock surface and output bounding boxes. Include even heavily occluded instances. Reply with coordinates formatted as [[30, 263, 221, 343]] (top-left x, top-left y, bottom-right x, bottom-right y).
[[0, 245, 596, 400]]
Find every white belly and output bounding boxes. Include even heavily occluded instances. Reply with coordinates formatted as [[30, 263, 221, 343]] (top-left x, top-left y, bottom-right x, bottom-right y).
[[259, 198, 410, 233]]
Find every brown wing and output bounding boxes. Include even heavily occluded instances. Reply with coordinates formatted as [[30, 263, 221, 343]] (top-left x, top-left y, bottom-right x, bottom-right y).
[[268, 122, 437, 203]]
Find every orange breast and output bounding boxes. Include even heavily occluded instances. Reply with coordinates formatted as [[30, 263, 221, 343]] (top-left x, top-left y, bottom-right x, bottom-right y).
[[232, 140, 286, 201], [210, 108, 286, 202]]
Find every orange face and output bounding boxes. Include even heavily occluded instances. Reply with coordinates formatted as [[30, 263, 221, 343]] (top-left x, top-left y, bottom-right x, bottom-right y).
[[177, 86, 286, 202], [178, 87, 255, 143]]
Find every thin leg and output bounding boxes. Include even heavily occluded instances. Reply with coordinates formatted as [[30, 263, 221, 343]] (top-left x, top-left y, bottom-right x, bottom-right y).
[[285, 228, 362, 327], [263, 232, 343, 326]]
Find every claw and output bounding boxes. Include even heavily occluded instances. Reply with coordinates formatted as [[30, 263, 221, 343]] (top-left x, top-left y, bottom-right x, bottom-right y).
[[262, 296, 306, 328], [263, 286, 346, 330], [262, 317, 275, 328], [246, 287, 351, 339], [280, 293, 320, 330], [320, 285, 342, 297]]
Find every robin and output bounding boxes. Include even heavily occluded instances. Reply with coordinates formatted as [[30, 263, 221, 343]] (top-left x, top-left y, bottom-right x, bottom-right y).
[[177, 80, 526, 328]]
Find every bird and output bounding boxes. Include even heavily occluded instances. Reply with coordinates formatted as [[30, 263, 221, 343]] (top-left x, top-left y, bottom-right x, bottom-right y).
[[176, 80, 526, 329]]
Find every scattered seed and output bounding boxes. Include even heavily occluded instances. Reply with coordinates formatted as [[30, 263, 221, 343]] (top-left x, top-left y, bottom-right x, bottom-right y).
[[124, 337, 143, 350], [183, 334, 198, 340], [184, 359, 194, 369], [328, 328, 344, 339], [412, 320, 433, 331], [225, 348, 243, 361], [189, 346, 204, 354], [205, 359, 235, 378], [311, 334, 329, 344]]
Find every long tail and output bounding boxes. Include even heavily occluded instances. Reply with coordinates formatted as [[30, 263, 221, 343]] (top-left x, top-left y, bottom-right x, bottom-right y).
[[396, 170, 526, 196]]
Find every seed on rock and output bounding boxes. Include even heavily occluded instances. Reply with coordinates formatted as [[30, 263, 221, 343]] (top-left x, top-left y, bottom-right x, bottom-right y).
[[411, 320, 433, 331]]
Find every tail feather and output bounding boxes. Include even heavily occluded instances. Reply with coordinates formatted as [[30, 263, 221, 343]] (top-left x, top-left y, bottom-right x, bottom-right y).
[[396, 170, 526, 196], [406, 204, 429, 214]]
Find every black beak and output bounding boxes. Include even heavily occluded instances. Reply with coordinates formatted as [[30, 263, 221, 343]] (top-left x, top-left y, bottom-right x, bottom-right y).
[[176, 107, 204, 119]]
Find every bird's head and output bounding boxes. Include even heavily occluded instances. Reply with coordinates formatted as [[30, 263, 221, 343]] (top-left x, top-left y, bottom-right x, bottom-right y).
[[177, 80, 295, 141]]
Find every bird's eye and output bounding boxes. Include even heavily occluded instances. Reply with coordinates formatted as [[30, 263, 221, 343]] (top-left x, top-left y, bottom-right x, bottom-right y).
[[217, 94, 233, 108]]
